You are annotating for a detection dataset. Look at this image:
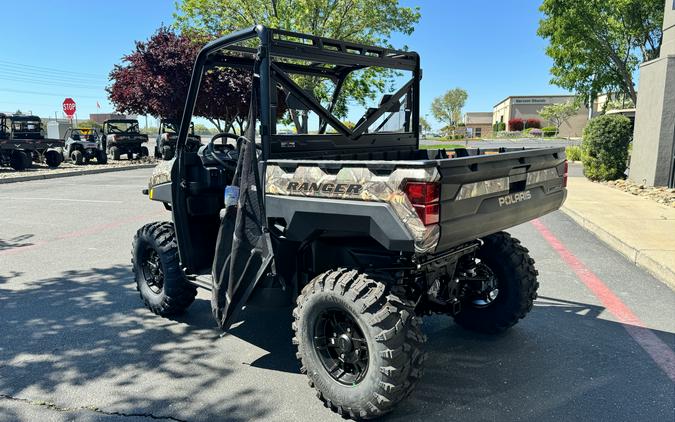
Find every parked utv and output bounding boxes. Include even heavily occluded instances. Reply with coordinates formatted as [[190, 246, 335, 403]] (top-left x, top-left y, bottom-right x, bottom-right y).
[[154, 119, 201, 160], [101, 119, 148, 160], [0, 113, 63, 170], [131, 26, 567, 420], [63, 127, 107, 165]]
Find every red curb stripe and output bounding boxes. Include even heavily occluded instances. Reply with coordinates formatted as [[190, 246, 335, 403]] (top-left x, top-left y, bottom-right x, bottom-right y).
[[0, 212, 164, 257], [532, 218, 675, 383]]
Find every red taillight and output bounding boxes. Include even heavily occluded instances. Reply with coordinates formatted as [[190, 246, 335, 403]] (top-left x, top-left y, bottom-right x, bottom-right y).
[[404, 181, 440, 204], [404, 181, 440, 226], [563, 160, 568, 187]]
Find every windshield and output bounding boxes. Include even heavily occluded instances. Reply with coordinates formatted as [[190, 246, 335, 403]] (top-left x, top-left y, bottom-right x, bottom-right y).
[[70, 129, 98, 140], [161, 121, 194, 135], [12, 120, 41, 132], [106, 121, 139, 133]]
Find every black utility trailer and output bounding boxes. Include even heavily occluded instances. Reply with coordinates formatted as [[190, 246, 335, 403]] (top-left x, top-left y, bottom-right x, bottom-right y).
[[101, 119, 148, 160], [0, 114, 63, 170], [131, 26, 567, 420]]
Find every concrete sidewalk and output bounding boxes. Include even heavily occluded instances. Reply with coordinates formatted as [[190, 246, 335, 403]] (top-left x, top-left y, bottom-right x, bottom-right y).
[[562, 177, 675, 289]]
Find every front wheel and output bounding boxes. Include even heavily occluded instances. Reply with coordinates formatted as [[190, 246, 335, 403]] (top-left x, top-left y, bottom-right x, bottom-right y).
[[453, 232, 539, 334], [293, 269, 426, 419], [131, 222, 197, 316], [71, 150, 84, 165], [10, 150, 30, 170], [109, 146, 120, 161]]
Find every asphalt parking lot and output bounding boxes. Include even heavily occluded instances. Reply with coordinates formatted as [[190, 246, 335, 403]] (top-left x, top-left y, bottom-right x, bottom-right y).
[[0, 168, 673, 422]]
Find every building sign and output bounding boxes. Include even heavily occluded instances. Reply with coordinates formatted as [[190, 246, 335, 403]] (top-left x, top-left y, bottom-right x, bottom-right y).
[[513, 98, 551, 105]]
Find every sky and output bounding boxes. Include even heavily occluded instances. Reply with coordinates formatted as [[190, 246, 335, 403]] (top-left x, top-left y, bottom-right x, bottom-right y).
[[0, 0, 572, 129]]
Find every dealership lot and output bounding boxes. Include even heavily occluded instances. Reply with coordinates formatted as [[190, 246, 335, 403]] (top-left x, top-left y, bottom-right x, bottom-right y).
[[0, 169, 673, 422]]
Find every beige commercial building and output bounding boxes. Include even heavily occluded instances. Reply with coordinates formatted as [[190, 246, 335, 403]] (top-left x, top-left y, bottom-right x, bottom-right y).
[[493, 95, 590, 137], [464, 112, 493, 138]]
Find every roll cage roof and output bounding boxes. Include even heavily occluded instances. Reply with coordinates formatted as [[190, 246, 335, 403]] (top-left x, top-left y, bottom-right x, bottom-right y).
[[176, 25, 421, 159]]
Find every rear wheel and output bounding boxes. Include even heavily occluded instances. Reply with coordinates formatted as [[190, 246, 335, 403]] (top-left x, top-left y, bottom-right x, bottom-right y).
[[110, 146, 120, 161], [162, 146, 173, 160], [45, 150, 62, 168], [293, 269, 426, 419], [97, 150, 107, 164], [71, 150, 83, 165], [10, 150, 30, 170], [131, 222, 197, 316], [454, 232, 539, 334], [140, 146, 149, 158]]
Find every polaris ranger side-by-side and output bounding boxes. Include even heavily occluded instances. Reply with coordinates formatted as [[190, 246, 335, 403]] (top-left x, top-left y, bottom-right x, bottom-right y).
[[101, 119, 148, 160], [154, 119, 201, 160], [63, 127, 107, 165], [131, 26, 567, 420], [0, 114, 63, 170]]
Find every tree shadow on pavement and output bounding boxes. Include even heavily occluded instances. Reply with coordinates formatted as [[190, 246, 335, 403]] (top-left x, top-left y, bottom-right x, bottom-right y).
[[3, 267, 673, 422], [0, 234, 35, 251], [0, 266, 272, 422], [386, 296, 675, 422]]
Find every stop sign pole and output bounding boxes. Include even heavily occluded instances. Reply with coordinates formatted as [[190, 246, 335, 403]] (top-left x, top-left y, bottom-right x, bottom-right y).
[[62, 98, 76, 121]]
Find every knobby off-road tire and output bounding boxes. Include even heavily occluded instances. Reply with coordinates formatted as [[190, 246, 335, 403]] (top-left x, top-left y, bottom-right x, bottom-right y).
[[162, 146, 173, 160], [110, 146, 121, 161], [131, 221, 197, 316], [71, 150, 84, 165], [140, 146, 149, 158], [97, 150, 107, 164], [10, 150, 30, 170], [293, 269, 426, 420], [453, 231, 539, 334]]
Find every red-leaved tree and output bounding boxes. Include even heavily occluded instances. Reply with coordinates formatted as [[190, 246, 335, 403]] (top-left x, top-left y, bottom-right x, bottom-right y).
[[107, 27, 251, 132]]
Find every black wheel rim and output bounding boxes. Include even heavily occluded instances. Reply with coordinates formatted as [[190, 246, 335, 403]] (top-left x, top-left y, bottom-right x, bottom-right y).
[[141, 247, 164, 294], [313, 308, 369, 385]]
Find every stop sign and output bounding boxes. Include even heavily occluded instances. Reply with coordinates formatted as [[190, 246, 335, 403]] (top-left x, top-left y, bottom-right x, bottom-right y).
[[62, 98, 76, 118]]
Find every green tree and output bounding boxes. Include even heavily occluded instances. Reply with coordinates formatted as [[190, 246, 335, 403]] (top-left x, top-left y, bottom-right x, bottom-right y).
[[77, 119, 102, 129], [582, 114, 632, 181], [430, 88, 468, 130], [174, 0, 421, 133], [538, 0, 664, 105], [419, 116, 431, 133], [539, 99, 581, 137]]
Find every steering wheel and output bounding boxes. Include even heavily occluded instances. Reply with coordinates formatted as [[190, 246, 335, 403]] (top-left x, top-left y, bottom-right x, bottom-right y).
[[210, 133, 239, 151]]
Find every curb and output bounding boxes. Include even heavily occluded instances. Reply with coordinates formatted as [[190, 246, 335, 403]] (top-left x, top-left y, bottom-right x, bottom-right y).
[[561, 205, 675, 291], [0, 164, 156, 184]]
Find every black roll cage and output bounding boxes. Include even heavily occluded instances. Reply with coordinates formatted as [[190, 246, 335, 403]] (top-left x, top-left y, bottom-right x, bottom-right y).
[[172, 26, 421, 273], [175, 25, 421, 161]]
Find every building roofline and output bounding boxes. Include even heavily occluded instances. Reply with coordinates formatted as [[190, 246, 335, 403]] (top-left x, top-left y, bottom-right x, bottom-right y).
[[493, 94, 577, 108]]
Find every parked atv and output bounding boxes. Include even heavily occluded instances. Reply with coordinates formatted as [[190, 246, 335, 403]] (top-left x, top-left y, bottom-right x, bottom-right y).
[[63, 128, 107, 165], [131, 26, 567, 420], [154, 119, 201, 160], [101, 119, 148, 160], [0, 113, 63, 170]]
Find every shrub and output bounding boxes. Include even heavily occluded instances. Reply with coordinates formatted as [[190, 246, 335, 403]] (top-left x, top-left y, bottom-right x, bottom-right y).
[[523, 127, 533, 135], [525, 118, 541, 129], [508, 118, 524, 131], [581, 114, 632, 181], [542, 126, 557, 137], [530, 128, 542, 136], [565, 145, 582, 161], [493, 121, 506, 132]]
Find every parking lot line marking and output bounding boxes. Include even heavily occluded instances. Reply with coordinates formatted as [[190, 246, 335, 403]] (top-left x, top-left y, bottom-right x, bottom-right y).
[[532, 218, 675, 383], [0, 197, 122, 204]]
